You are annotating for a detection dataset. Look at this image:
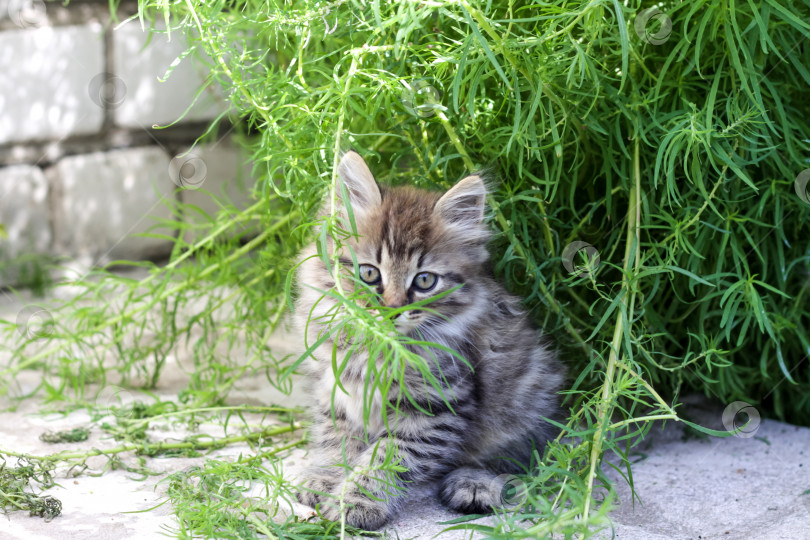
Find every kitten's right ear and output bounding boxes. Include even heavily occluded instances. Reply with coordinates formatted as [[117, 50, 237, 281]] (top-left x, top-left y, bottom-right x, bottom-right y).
[[434, 174, 487, 226], [336, 151, 381, 216]]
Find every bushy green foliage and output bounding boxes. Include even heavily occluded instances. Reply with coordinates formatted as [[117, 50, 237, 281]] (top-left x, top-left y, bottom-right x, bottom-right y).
[[134, 0, 810, 423], [2, 0, 810, 537]]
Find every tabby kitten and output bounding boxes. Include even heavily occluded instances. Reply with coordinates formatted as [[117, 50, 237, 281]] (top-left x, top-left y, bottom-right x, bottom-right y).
[[294, 151, 565, 530]]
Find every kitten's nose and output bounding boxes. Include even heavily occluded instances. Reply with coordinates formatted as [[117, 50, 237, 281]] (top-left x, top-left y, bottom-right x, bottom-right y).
[[383, 293, 407, 311]]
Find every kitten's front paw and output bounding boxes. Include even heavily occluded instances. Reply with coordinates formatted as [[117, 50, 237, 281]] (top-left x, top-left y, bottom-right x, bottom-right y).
[[440, 467, 502, 514], [320, 492, 390, 531], [295, 467, 343, 508]]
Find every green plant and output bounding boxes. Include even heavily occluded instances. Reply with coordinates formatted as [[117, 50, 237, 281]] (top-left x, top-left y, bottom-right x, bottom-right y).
[[0, 457, 61, 521], [2, 0, 810, 537], [0, 250, 54, 296]]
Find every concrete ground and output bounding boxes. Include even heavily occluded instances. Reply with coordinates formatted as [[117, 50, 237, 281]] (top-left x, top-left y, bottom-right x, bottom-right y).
[[598, 401, 810, 540], [1, 287, 809, 539]]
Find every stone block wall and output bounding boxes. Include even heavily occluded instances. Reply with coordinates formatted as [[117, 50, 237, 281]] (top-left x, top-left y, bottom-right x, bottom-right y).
[[0, 0, 254, 286]]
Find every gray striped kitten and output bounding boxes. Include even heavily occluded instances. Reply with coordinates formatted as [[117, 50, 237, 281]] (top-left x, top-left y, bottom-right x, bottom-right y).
[[294, 151, 565, 530]]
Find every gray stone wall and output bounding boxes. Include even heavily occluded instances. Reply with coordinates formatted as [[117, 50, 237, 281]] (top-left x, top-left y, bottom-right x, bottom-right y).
[[0, 0, 254, 286]]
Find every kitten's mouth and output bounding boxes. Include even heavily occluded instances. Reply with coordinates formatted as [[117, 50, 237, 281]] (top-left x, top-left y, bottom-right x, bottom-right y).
[[393, 313, 420, 334]]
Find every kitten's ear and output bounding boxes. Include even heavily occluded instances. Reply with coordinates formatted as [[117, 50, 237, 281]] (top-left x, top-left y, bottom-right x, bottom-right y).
[[336, 151, 381, 215], [434, 174, 487, 226]]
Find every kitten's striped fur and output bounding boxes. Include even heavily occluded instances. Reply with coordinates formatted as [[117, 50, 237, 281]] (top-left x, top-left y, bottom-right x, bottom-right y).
[[295, 151, 565, 530]]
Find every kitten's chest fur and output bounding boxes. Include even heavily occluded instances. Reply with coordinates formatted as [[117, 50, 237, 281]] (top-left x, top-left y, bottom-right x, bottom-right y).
[[311, 348, 387, 435], [308, 341, 472, 438]]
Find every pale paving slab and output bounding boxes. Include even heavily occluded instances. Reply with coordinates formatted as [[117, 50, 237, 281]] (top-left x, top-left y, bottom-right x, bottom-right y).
[[598, 403, 810, 540]]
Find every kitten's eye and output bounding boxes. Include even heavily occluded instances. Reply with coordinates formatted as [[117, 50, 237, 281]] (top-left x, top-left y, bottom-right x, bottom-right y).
[[412, 272, 437, 292], [358, 264, 381, 285]]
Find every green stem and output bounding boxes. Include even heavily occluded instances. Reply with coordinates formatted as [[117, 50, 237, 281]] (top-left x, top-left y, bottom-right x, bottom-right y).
[[581, 138, 643, 519], [0, 424, 302, 463], [247, 513, 280, 540], [525, 506, 592, 535], [125, 405, 302, 431], [615, 362, 674, 414], [244, 437, 308, 464], [608, 414, 678, 431], [0, 488, 28, 511], [327, 53, 361, 299]]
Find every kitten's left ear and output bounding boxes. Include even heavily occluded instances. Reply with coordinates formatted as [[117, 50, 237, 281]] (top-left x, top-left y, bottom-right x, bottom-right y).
[[336, 151, 382, 215], [434, 174, 487, 226]]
